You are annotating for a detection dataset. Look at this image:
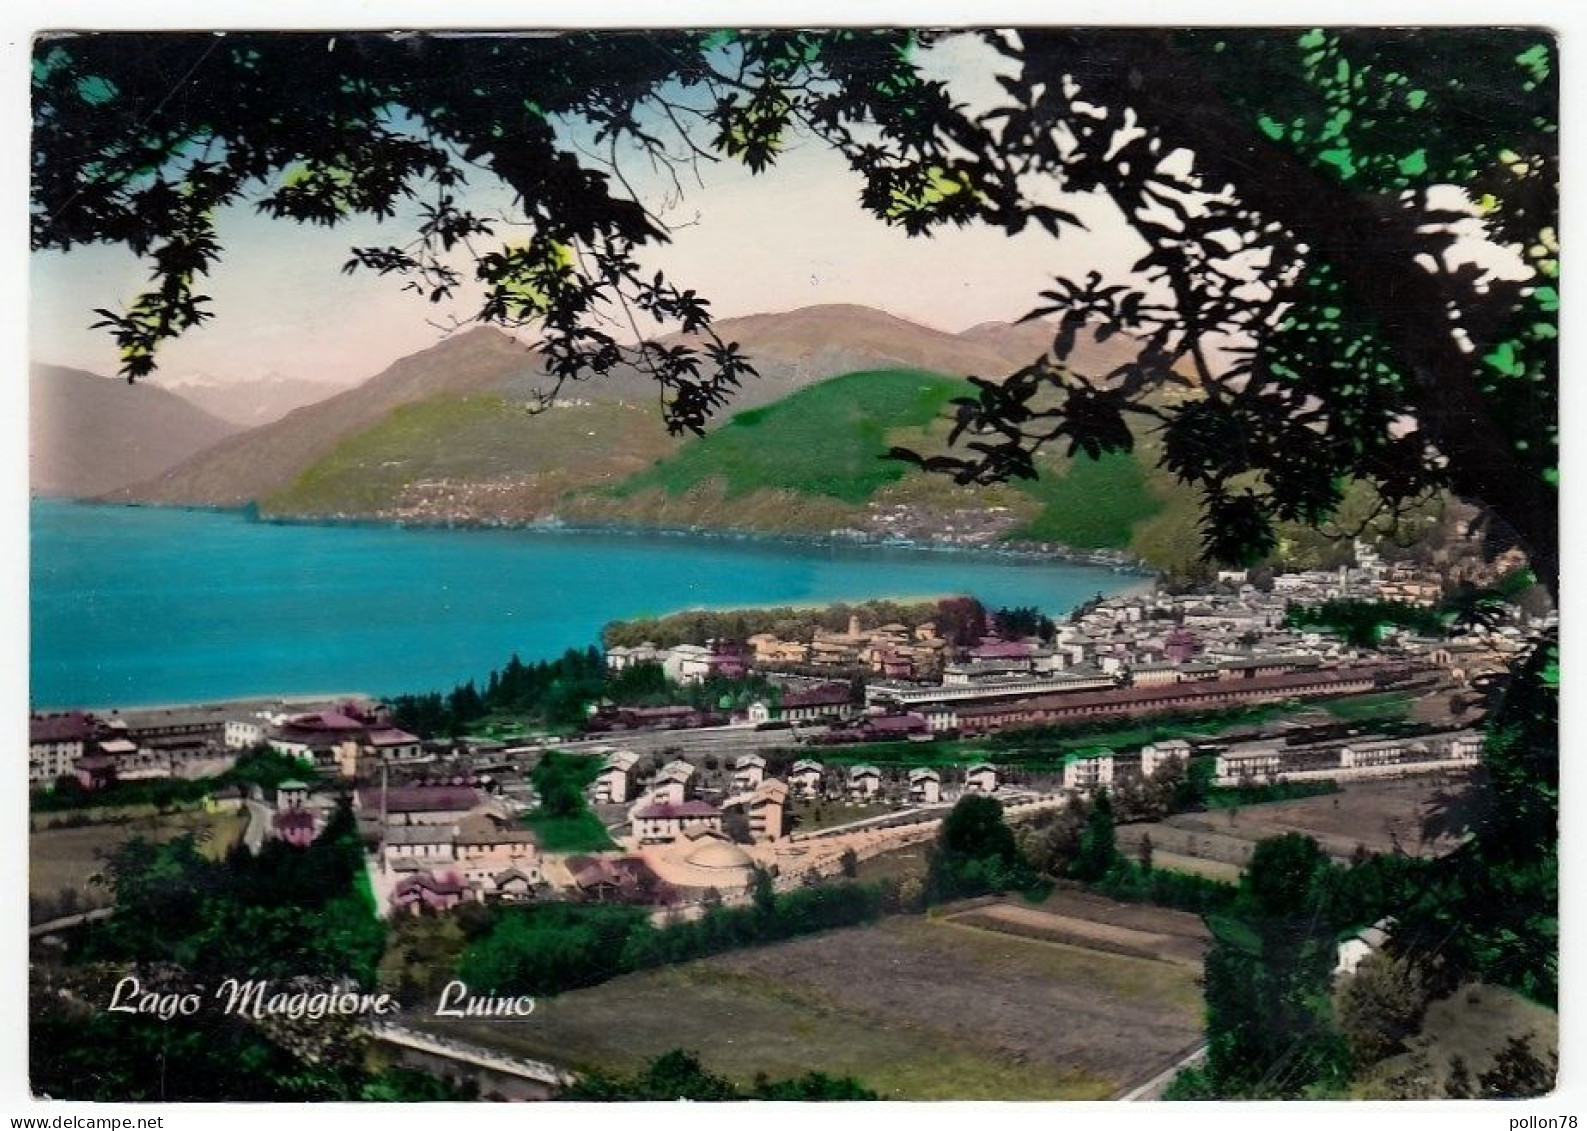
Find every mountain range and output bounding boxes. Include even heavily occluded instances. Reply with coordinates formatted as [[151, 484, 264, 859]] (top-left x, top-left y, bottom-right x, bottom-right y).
[[29, 364, 242, 499], [155, 372, 344, 428], [34, 303, 1196, 563], [103, 304, 1148, 507]]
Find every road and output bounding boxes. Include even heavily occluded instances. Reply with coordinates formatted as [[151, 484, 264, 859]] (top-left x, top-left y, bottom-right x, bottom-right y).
[[28, 907, 114, 937], [558, 722, 826, 760], [242, 798, 273, 853], [372, 1022, 571, 1096], [1118, 1043, 1207, 1101]]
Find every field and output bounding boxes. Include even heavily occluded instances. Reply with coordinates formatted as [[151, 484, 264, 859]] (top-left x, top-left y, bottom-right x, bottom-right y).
[[1005, 451, 1160, 548], [421, 905, 1205, 1099], [29, 806, 249, 920], [787, 798, 895, 833], [946, 888, 1211, 968], [524, 810, 615, 853], [525, 752, 617, 852], [594, 367, 1178, 551], [1118, 774, 1473, 875], [1320, 690, 1416, 722]]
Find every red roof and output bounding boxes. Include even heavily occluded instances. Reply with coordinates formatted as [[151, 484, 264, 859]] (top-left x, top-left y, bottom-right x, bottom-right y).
[[862, 713, 928, 734], [31, 712, 94, 743], [357, 785, 480, 813], [286, 711, 365, 731], [394, 872, 467, 896], [969, 641, 1034, 660], [783, 683, 851, 709], [959, 664, 1388, 720], [632, 800, 720, 820], [366, 727, 420, 746]]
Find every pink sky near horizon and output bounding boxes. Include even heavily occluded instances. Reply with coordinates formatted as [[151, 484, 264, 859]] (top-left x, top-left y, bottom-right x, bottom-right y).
[[28, 33, 1151, 392]]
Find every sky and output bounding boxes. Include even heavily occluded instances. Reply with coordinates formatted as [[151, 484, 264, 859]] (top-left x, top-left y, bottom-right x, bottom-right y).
[[28, 32, 1150, 390]]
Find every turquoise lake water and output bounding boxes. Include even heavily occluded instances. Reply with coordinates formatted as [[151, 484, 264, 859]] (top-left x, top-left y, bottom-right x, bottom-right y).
[[30, 500, 1147, 709]]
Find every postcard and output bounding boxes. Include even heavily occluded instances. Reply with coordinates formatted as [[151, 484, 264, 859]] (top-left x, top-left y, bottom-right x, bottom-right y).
[[25, 23, 1558, 1106]]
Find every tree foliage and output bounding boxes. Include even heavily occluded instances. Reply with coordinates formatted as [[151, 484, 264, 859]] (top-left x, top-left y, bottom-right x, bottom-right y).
[[32, 29, 1556, 589], [924, 793, 1035, 902], [564, 1049, 878, 1101]]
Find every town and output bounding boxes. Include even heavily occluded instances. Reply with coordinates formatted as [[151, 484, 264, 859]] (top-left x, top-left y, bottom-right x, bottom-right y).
[[29, 517, 1558, 1103], [31, 540, 1542, 918]]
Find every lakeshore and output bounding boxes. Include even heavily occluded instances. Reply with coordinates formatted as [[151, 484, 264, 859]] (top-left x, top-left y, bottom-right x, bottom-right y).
[[99, 496, 1154, 572], [31, 499, 1145, 711]]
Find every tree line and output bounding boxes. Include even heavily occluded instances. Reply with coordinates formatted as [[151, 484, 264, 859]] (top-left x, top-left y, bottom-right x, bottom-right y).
[[388, 647, 777, 737], [31, 800, 466, 1101]]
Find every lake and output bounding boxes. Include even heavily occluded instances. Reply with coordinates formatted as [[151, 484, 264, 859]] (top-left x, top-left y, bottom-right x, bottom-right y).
[[30, 500, 1148, 710]]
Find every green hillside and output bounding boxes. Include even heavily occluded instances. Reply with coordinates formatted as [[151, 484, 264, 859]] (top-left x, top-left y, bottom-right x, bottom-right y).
[[611, 368, 965, 505], [263, 395, 676, 519], [1006, 451, 1161, 549], [597, 367, 1168, 552], [258, 367, 1188, 562]]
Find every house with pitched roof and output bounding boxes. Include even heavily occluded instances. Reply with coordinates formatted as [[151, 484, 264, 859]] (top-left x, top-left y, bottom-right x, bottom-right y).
[[647, 759, 697, 806], [789, 758, 825, 798], [847, 764, 882, 800], [747, 778, 789, 841], [593, 748, 640, 804], [963, 763, 999, 795], [732, 753, 767, 792], [907, 768, 941, 805], [357, 783, 484, 826], [631, 799, 722, 844]]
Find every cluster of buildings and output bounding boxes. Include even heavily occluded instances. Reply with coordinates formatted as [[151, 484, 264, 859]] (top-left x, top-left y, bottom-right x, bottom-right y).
[[591, 546, 1541, 751], [607, 615, 949, 683], [31, 704, 249, 788], [844, 548, 1544, 740], [27, 697, 428, 791], [32, 541, 1545, 922], [596, 749, 791, 849], [1214, 729, 1483, 786]]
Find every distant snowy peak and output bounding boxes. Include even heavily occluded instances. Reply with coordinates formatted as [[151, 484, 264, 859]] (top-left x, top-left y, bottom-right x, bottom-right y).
[[165, 373, 344, 427]]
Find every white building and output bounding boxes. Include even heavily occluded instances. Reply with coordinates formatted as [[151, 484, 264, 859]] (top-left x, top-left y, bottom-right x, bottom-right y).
[[790, 759, 825, 798], [1063, 751, 1115, 791], [662, 644, 713, 685], [733, 754, 767, 792], [1340, 738, 1406, 769], [1216, 743, 1284, 786], [632, 800, 722, 844], [963, 763, 999, 794], [848, 764, 881, 799], [648, 759, 697, 805], [29, 713, 93, 786], [1441, 731, 1484, 763], [1335, 918, 1393, 978], [907, 768, 941, 805], [224, 715, 274, 749], [606, 642, 663, 672], [381, 824, 458, 870]]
